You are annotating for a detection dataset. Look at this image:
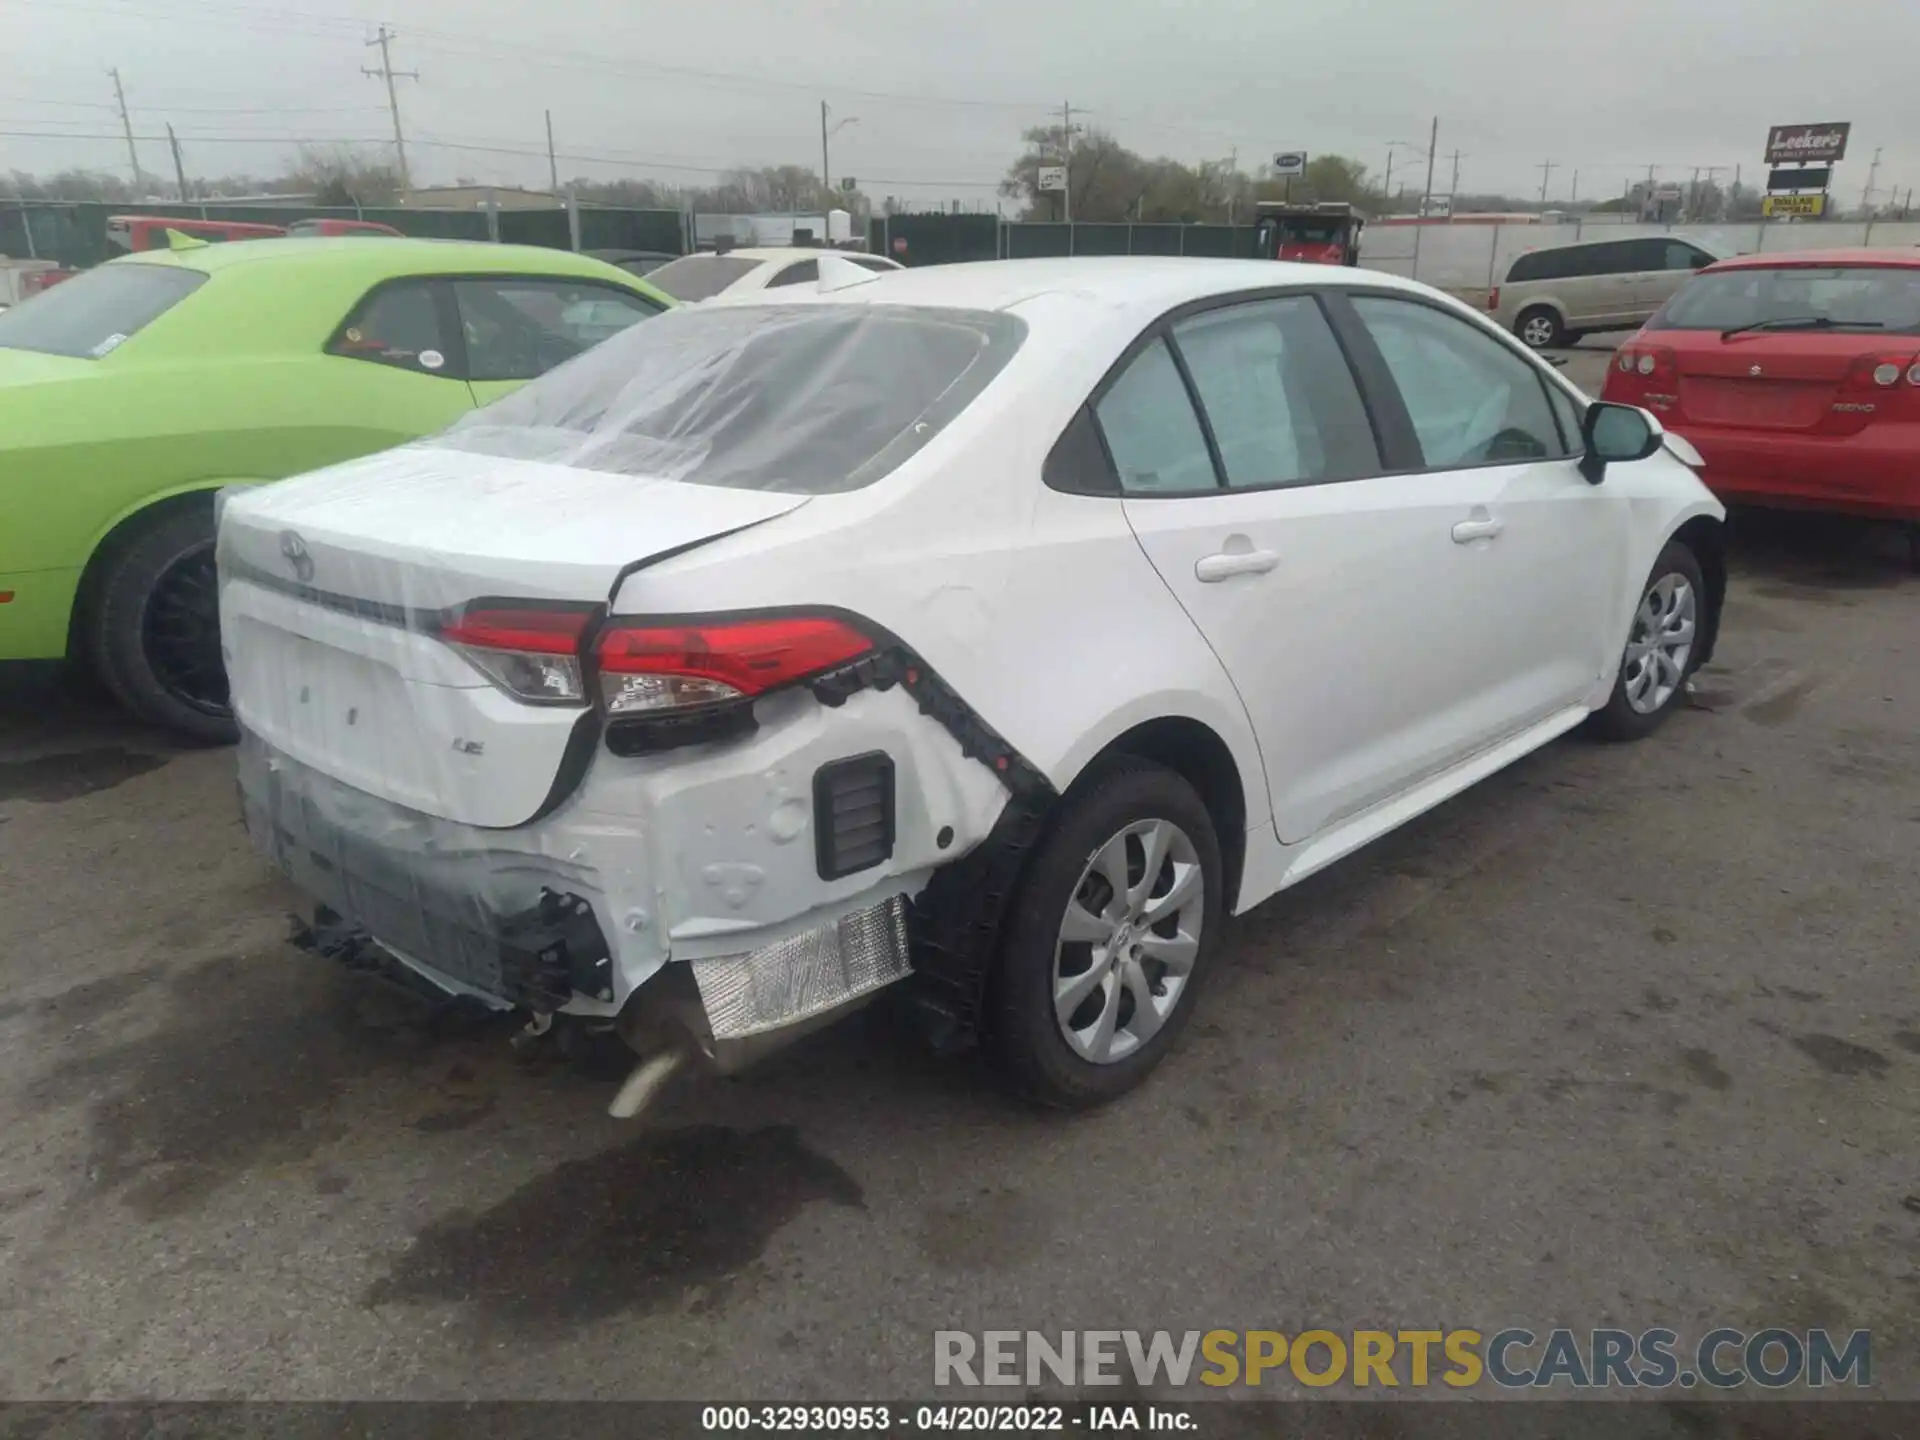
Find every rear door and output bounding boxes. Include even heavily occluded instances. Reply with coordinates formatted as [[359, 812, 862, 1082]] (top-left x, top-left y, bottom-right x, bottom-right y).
[[451, 276, 664, 407], [1108, 290, 1577, 845], [1570, 240, 1646, 329]]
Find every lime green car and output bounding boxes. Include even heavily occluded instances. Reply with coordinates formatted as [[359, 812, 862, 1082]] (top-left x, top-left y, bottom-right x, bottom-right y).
[[0, 237, 670, 740]]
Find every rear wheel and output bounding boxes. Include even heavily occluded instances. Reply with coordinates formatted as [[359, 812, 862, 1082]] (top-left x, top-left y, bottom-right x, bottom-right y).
[[1516, 306, 1564, 350], [1587, 539, 1704, 742], [89, 504, 236, 745], [989, 760, 1221, 1108]]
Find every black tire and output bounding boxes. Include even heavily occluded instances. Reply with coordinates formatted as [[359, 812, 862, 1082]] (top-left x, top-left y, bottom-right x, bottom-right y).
[[1515, 306, 1564, 350], [1586, 538, 1707, 742], [989, 759, 1223, 1108], [88, 503, 236, 745]]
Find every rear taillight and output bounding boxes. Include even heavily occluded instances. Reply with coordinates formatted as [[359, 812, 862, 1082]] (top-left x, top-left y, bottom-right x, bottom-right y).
[[439, 603, 597, 704], [1614, 344, 1678, 383], [595, 615, 874, 716], [1487, 286, 1500, 311], [1839, 352, 1920, 392]]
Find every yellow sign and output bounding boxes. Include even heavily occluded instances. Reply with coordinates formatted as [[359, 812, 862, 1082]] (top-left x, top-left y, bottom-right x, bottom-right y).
[[1764, 193, 1826, 217]]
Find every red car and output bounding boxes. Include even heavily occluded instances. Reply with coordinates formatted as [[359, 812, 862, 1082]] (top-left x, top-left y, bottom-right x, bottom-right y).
[[1603, 248, 1920, 546]]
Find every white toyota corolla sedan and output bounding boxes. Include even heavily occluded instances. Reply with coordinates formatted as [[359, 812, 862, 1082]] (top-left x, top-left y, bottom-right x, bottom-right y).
[[218, 255, 1726, 1110]]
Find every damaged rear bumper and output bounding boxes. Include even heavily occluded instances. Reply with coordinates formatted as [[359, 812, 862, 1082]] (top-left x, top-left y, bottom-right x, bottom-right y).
[[243, 730, 917, 1072]]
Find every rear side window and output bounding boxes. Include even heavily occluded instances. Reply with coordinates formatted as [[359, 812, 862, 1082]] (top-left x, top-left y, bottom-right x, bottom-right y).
[[0, 262, 204, 358], [1651, 265, 1920, 334], [1170, 297, 1379, 488], [1094, 338, 1218, 494], [1506, 252, 1549, 283], [1351, 296, 1571, 467], [850, 256, 897, 272], [328, 280, 453, 374], [452, 278, 661, 382], [643, 254, 761, 302], [765, 259, 819, 288], [432, 303, 1025, 494]]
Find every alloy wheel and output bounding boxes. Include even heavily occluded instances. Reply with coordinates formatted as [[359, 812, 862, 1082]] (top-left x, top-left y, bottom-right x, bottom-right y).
[[1521, 315, 1556, 348], [1622, 573, 1696, 715], [1051, 818, 1204, 1065], [141, 541, 231, 717]]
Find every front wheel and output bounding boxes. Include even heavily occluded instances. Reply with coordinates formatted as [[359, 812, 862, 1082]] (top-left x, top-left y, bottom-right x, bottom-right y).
[[1586, 539, 1705, 741], [88, 504, 237, 744], [989, 760, 1222, 1108]]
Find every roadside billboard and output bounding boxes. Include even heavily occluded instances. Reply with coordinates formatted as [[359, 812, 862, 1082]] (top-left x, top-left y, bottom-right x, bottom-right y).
[[1764, 123, 1851, 165]]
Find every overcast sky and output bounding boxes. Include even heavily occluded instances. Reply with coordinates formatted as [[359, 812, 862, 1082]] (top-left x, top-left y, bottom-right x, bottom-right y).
[[4, 0, 1914, 210]]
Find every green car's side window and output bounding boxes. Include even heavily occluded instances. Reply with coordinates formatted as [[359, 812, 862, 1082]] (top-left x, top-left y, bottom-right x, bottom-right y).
[[327, 280, 456, 377], [451, 278, 662, 384]]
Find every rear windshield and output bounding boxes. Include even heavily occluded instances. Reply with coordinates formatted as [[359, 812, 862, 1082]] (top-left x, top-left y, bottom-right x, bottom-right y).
[[1651, 266, 1920, 333], [0, 262, 205, 358], [429, 303, 1026, 494], [642, 254, 762, 302]]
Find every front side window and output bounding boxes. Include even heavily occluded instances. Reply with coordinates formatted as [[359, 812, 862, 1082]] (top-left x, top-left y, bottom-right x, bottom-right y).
[[1093, 338, 1218, 494], [1170, 297, 1378, 488], [0, 262, 205, 358], [1351, 296, 1570, 468], [431, 303, 1024, 494], [453, 278, 661, 382], [327, 280, 451, 374], [1650, 266, 1920, 334]]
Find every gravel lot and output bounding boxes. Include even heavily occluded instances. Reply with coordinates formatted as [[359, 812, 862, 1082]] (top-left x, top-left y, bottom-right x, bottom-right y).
[[1, 491, 1916, 1408]]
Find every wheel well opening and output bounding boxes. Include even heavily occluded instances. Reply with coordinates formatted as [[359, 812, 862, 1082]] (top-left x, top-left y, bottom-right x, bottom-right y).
[[1100, 717, 1248, 910], [1674, 515, 1727, 668], [66, 489, 218, 663]]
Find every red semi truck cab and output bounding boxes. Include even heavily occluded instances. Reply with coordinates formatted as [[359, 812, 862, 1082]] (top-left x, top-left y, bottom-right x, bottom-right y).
[[1253, 202, 1366, 267]]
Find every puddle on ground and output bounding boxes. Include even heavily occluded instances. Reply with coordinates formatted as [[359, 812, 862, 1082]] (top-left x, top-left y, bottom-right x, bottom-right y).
[[366, 1124, 864, 1330], [0, 748, 168, 803]]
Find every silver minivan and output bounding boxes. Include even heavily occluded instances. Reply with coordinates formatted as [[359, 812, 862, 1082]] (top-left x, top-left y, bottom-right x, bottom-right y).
[[1490, 236, 1719, 349]]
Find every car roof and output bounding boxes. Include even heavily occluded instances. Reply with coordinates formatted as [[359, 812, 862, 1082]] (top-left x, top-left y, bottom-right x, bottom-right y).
[[118, 235, 654, 285], [724, 255, 1431, 321], [1704, 247, 1920, 272]]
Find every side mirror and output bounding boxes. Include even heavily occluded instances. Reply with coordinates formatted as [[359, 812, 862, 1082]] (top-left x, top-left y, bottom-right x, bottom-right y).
[[1579, 402, 1661, 484]]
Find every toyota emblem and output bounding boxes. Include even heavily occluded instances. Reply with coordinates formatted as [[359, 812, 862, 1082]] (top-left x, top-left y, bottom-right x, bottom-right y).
[[279, 530, 314, 583]]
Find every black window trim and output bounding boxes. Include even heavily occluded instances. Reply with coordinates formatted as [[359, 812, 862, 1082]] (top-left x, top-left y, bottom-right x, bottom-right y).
[[1328, 285, 1590, 470], [1051, 283, 1407, 501], [326, 271, 665, 382]]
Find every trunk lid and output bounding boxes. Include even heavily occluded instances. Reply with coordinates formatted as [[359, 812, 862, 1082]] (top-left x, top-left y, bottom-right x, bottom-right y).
[[1661, 329, 1916, 433], [218, 444, 809, 829]]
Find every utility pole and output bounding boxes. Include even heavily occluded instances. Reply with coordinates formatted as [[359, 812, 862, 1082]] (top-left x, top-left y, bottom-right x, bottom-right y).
[[166, 123, 189, 202], [1448, 149, 1463, 202], [820, 101, 831, 193], [1383, 147, 1394, 208], [1570, 170, 1578, 205], [363, 25, 418, 191], [1227, 145, 1237, 225], [1860, 146, 1883, 215], [545, 110, 559, 195], [1061, 100, 1074, 224], [1410, 116, 1437, 278], [1537, 158, 1556, 207], [108, 68, 143, 194]]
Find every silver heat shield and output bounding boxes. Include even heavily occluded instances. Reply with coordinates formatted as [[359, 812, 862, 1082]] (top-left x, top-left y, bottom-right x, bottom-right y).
[[691, 895, 912, 1040]]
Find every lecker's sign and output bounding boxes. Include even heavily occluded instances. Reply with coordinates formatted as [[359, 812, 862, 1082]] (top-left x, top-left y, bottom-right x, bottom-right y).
[[1764, 123, 1851, 165]]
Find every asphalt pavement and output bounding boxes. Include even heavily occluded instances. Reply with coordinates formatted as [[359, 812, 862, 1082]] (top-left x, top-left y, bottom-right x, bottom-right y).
[[1, 501, 1916, 1408]]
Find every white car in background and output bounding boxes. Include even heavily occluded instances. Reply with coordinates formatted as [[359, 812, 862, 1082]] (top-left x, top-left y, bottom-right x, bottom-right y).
[[218, 255, 1725, 1111], [643, 245, 901, 303]]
